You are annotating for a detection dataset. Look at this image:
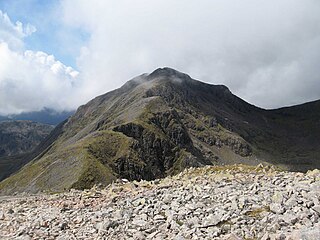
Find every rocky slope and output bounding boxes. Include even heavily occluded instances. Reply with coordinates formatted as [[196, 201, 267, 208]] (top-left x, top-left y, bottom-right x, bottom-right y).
[[0, 165, 319, 239], [0, 67, 320, 194], [0, 121, 53, 157], [0, 121, 54, 181]]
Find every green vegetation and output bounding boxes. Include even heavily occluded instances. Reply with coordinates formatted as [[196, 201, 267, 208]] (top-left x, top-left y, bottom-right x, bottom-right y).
[[245, 206, 270, 219], [71, 152, 115, 190], [167, 149, 189, 176]]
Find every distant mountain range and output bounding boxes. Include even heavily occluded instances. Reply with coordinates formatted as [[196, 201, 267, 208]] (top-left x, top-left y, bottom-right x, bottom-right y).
[[0, 68, 319, 194], [0, 108, 74, 125], [0, 120, 54, 181]]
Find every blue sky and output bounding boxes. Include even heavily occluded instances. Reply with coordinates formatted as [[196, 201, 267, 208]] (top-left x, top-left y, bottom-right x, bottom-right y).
[[0, 0, 87, 68]]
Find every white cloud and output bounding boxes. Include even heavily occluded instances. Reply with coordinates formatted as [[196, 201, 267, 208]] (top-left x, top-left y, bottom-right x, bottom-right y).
[[62, 0, 320, 109], [0, 10, 80, 115], [0, 42, 79, 115], [0, 10, 36, 49]]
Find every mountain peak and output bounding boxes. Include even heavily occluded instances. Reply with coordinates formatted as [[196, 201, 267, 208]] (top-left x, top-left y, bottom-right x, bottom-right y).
[[1, 69, 320, 194], [148, 67, 192, 80], [121, 67, 193, 92]]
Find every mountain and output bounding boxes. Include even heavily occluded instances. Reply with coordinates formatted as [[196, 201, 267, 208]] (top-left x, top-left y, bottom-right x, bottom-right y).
[[0, 121, 54, 181], [0, 108, 74, 125], [0, 67, 319, 194], [0, 121, 54, 157]]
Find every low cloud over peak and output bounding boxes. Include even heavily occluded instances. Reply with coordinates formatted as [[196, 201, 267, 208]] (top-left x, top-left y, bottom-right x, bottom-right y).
[[1, 1, 320, 116], [62, 0, 320, 109]]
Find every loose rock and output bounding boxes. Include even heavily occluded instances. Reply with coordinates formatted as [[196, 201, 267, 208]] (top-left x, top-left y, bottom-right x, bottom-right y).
[[0, 165, 319, 239]]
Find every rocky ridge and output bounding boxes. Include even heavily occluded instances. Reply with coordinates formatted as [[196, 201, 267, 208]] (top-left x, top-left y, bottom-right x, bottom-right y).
[[1, 67, 320, 193], [0, 164, 319, 240]]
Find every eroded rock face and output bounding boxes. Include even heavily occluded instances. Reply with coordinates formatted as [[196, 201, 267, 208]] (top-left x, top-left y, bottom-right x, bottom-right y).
[[113, 116, 208, 181], [225, 138, 252, 157], [149, 110, 193, 147], [195, 134, 252, 157], [114, 122, 176, 180]]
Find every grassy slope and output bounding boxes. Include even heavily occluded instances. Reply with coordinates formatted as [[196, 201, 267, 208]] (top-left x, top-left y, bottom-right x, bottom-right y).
[[0, 97, 226, 193]]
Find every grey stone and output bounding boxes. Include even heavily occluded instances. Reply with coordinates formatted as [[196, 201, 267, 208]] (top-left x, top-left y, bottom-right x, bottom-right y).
[[312, 205, 320, 214], [224, 233, 243, 240], [290, 226, 320, 240], [0, 166, 319, 240], [202, 213, 222, 227], [60, 222, 68, 230], [282, 213, 298, 225], [132, 219, 148, 227], [154, 214, 166, 221], [270, 203, 285, 214]]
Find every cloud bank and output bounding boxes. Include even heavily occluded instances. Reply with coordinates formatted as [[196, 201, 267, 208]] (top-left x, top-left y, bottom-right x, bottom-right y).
[[62, 0, 320, 109], [0, 10, 79, 115], [1, 1, 320, 116]]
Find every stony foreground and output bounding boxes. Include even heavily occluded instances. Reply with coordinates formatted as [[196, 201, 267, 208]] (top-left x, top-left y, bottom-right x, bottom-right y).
[[0, 165, 320, 240]]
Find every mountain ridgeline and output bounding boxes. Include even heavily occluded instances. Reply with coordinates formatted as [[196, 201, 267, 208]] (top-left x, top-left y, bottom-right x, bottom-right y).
[[1, 68, 319, 194]]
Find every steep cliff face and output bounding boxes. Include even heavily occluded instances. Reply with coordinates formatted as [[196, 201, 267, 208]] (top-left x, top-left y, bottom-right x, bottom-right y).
[[1, 68, 319, 194]]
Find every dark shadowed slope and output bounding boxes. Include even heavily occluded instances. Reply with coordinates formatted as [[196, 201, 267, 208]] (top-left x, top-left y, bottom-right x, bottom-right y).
[[1, 68, 319, 194], [0, 121, 54, 158], [0, 121, 54, 181]]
